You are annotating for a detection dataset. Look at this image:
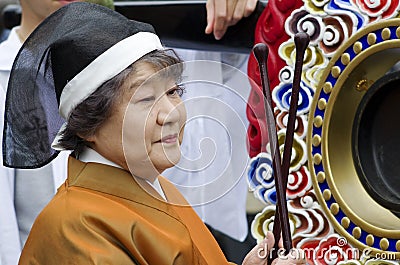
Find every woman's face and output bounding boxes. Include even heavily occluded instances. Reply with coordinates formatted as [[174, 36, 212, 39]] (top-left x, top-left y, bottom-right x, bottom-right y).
[[89, 62, 186, 180]]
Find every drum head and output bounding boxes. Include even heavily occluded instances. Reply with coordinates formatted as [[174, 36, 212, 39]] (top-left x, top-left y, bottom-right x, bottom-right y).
[[353, 70, 400, 215]]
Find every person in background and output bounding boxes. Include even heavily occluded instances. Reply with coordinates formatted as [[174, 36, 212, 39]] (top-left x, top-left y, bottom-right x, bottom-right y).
[[4, 3, 305, 264], [0, 1, 114, 264], [0, 0, 17, 42], [205, 0, 258, 40]]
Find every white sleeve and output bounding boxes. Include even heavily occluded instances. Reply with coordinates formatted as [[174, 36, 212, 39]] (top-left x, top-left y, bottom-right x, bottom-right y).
[[0, 82, 21, 265]]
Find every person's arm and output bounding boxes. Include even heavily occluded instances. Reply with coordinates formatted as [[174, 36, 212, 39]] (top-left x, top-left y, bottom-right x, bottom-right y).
[[205, 0, 258, 40], [0, 83, 20, 265]]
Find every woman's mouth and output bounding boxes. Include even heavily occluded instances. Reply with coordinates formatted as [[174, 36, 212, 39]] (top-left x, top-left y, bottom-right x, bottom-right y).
[[159, 134, 178, 144]]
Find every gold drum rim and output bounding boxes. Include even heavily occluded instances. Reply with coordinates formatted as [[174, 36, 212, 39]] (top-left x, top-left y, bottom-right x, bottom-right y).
[[307, 19, 400, 258]]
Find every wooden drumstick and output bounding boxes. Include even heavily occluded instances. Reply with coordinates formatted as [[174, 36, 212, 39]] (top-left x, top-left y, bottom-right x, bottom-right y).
[[253, 43, 292, 257], [270, 31, 310, 259], [253, 31, 310, 262]]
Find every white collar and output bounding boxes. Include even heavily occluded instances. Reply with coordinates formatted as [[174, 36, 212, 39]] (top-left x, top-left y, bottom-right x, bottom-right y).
[[78, 147, 167, 200], [79, 147, 123, 169], [0, 27, 22, 71]]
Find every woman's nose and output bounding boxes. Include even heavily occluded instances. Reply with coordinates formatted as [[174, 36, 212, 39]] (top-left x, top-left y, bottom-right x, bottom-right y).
[[156, 95, 180, 125]]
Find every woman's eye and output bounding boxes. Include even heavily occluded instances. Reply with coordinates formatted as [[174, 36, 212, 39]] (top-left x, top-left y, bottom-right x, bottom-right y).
[[167, 85, 186, 97], [139, 96, 155, 102]]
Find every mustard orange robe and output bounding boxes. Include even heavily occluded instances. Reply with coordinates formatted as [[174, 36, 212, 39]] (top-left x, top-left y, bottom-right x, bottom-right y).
[[19, 157, 233, 265]]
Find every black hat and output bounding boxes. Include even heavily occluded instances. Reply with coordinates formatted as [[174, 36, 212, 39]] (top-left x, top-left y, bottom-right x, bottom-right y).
[[3, 2, 163, 168]]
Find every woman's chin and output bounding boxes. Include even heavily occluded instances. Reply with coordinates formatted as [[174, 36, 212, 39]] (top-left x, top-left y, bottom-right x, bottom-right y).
[[155, 154, 181, 173]]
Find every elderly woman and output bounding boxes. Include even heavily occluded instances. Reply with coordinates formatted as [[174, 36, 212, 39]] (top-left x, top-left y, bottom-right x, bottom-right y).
[[3, 3, 305, 265]]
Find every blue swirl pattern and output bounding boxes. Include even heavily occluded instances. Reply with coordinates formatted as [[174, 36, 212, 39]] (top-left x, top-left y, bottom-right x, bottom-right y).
[[246, 152, 278, 204], [272, 81, 314, 115]]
